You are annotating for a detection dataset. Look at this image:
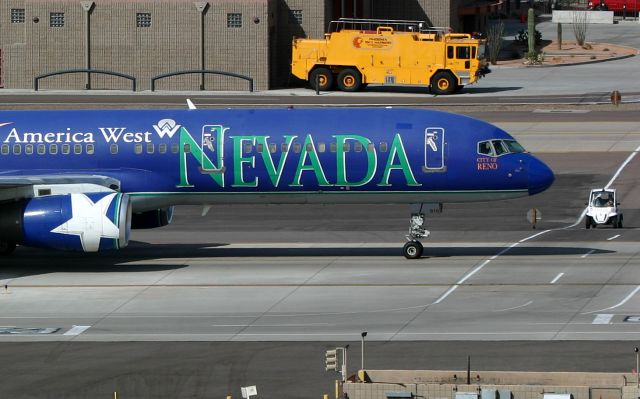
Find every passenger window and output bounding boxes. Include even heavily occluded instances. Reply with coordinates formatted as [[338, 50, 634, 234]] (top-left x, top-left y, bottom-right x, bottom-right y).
[[380, 142, 388, 152], [74, 144, 82, 154], [37, 144, 46, 155], [1, 144, 8, 155], [492, 140, 507, 156], [256, 143, 264, 153], [110, 144, 118, 154], [281, 143, 289, 153], [354, 142, 363, 152], [146, 143, 154, 154], [306, 143, 314, 152], [343, 142, 350, 152], [172, 144, 179, 153], [159, 143, 167, 154], [135, 144, 143, 154], [86, 144, 94, 155], [447, 46, 454, 58], [367, 143, 375, 152], [318, 142, 326, 153], [269, 143, 277, 153], [49, 144, 58, 155], [456, 46, 470, 59], [13, 144, 21, 155], [183, 143, 191, 153], [293, 143, 301, 153], [244, 143, 253, 153], [25, 144, 33, 155], [62, 144, 70, 155], [330, 142, 337, 153]]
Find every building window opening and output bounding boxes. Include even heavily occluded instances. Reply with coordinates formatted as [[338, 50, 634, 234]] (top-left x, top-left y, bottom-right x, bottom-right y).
[[290, 10, 303, 25], [11, 9, 25, 24], [136, 13, 151, 28], [50, 12, 65, 27], [227, 13, 242, 28]]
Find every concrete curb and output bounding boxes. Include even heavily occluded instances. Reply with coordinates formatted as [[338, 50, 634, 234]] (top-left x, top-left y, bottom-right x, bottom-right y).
[[491, 44, 638, 69]]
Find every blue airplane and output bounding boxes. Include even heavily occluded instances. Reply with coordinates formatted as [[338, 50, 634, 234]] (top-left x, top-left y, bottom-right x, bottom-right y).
[[0, 106, 554, 259]]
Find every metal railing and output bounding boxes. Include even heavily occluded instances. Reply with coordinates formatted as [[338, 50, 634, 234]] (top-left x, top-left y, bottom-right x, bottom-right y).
[[34, 69, 136, 91], [150, 70, 253, 92]]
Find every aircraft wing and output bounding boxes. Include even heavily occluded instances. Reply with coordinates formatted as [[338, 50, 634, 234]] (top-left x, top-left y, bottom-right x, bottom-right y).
[[0, 174, 121, 202]]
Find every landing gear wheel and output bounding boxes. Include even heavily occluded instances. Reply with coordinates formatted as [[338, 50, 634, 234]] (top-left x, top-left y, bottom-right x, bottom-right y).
[[403, 241, 423, 259], [337, 68, 362, 92], [309, 67, 334, 91], [431, 71, 456, 95], [0, 242, 16, 256]]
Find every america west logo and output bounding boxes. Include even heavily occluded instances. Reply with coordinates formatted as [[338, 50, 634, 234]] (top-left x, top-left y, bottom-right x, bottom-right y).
[[1, 119, 180, 144], [153, 119, 181, 139]]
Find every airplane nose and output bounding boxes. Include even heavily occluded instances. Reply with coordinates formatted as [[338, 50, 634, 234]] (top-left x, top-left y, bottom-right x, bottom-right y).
[[528, 157, 555, 195]]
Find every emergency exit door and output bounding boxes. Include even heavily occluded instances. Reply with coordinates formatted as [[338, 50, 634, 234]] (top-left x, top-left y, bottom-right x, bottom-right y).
[[423, 127, 446, 172]]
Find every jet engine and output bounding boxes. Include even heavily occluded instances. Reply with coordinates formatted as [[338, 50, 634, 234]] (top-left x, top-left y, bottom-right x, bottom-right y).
[[131, 207, 174, 229], [0, 192, 131, 252]]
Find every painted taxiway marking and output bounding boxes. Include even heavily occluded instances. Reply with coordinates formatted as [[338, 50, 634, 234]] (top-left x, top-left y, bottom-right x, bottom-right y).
[[433, 231, 551, 305], [608, 235, 621, 241], [63, 325, 91, 336], [592, 314, 614, 324], [606, 143, 640, 190], [584, 285, 640, 314], [493, 300, 533, 312], [550, 273, 564, 284], [581, 249, 596, 258]]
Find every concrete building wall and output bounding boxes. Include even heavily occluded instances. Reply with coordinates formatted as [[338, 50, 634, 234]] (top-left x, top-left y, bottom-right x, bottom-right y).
[[0, 0, 273, 90], [371, 0, 461, 32]]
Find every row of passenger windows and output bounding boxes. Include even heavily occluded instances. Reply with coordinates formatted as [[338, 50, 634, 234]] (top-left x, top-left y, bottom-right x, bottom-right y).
[[0, 143, 181, 156], [1, 141, 392, 156], [477, 140, 525, 157]]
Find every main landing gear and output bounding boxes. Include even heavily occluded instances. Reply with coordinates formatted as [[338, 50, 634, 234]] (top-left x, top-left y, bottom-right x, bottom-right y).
[[403, 213, 429, 259]]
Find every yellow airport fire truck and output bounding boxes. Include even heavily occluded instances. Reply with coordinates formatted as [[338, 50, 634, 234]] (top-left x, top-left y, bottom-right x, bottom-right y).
[[291, 18, 489, 95]]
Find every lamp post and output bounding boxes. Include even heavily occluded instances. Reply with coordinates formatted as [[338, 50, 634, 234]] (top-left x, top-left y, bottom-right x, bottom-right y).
[[361, 331, 367, 370], [635, 347, 639, 389]]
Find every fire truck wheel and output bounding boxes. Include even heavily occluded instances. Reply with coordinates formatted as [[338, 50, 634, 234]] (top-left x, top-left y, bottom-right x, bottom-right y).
[[309, 67, 334, 91], [431, 72, 456, 95], [337, 68, 362, 92]]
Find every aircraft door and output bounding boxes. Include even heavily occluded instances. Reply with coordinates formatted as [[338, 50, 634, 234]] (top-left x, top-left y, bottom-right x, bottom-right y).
[[423, 127, 446, 172], [200, 124, 225, 173]]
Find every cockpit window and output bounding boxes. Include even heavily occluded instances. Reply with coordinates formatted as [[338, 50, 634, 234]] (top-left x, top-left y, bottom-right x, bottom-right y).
[[478, 141, 495, 156], [477, 139, 526, 157], [503, 140, 525, 153]]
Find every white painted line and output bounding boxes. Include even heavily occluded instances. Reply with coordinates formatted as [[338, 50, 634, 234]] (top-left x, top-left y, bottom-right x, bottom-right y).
[[581, 249, 596, 258], [63, 325, 91, 336], [584, 285, 640, 314], [607, 234, 621, 241], [533, 109, 590, 114], [605, 143, 640, 190], [433, 229, 552, 305], [213, 323, 331, 327], [550, 273, 564, 284], [592, 314, 614, 324], [493, 300, 533, 312]]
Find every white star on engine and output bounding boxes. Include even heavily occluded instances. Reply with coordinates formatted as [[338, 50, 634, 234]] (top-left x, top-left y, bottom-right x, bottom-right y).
[[51, 193, 120, 252]]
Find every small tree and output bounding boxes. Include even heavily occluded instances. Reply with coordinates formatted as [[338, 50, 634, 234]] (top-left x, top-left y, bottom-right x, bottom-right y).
[[572, 11, 589, 47], [486, 20, 505, 65]]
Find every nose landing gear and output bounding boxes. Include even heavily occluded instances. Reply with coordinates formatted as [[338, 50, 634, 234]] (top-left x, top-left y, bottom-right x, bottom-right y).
[[403, 213, 429, 259]]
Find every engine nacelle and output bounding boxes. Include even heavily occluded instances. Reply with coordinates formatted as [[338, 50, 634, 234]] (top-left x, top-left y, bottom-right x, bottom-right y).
[[131, 207, 174, 229], [0, 192, 131, 252]]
